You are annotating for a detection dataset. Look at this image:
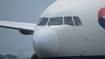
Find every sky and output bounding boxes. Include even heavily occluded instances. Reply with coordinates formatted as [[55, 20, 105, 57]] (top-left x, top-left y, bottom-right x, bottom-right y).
[[0, 0, 56, 58]]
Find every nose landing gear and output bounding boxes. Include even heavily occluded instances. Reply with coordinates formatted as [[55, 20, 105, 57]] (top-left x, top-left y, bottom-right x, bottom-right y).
[[31, 53, 39, 59]]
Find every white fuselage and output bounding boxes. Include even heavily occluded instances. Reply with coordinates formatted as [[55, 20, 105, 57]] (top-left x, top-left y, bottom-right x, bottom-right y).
[[33, 0, 105, 58]]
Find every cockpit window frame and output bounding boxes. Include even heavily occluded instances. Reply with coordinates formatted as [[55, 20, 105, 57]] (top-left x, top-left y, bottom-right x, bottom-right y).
[[38, 16, 82, 27]]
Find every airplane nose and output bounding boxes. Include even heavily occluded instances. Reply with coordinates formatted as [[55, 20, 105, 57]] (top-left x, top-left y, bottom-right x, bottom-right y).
[[33, 28, 59, 57]]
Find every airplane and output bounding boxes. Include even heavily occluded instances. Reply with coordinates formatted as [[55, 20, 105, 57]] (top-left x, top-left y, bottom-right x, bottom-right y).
[[0, 0, 105, 59]]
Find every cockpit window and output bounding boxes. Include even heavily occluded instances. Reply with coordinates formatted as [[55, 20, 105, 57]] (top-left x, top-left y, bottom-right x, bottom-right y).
[[38, 18, 48, 26], [64, 17, 74, 26], [48, 17, 63, 25], [73, 16, 82, 26]]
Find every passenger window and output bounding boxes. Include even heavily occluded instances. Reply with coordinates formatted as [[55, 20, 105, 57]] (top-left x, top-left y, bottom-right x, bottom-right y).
[[38, 18, 48, 26], [73, 16, 82, 26], [48, 17, 63, 25], [64, 17, 74, 26]]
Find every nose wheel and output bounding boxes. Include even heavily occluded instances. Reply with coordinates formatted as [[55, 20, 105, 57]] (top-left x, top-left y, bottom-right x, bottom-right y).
[[31, 53, 39, 59]]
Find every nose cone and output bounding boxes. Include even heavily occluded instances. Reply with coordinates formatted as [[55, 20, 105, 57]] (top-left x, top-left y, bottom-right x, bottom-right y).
[[33, 28, 59, 57]]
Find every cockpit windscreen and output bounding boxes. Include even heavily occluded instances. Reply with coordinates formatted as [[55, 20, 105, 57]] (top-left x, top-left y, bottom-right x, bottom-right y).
[[48, 17, 63, 25], [38, 18, 48, 26], [64, 17, 74, 26]]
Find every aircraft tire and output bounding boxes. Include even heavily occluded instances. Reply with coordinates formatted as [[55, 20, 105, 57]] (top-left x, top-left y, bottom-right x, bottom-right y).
[[31, 53, 39, 59]]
